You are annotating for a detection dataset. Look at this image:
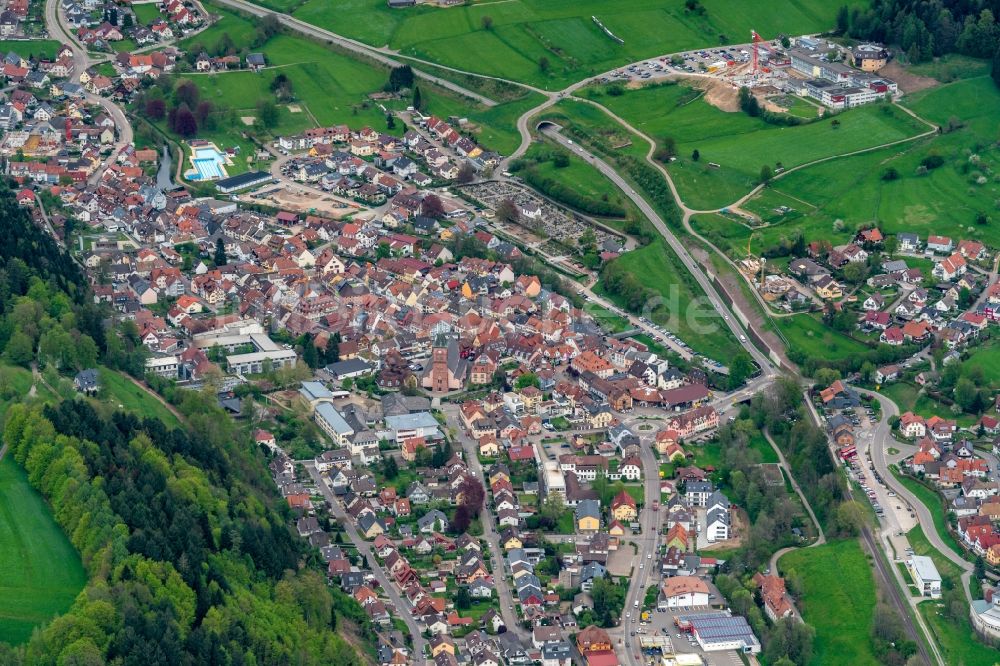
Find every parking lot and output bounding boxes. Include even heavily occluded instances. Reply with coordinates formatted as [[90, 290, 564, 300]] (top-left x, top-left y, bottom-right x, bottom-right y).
[[592, 44, 756, 87]]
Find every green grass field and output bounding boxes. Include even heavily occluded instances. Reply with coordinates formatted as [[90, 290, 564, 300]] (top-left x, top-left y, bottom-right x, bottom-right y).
[[920, 601, 999, 666], [892, 471, 964, 558], [737, 76, 1000, 247], [175, 4, 545, 157], [907, 524, 997, 666], [779, 539, 879, 666], [132, 3, 163, 25], [0, 39, 61, 60], [519, 140, 638, 217], [181, 4, 259, 53], [594, 236, 741, 360], [541, 98, 650, 160], [772, 312, 870, 362], [98, 367, 181, 429], [961, 339, 1000, 389], [0, 456, 86, 645], [287, 0, 864, 89], [588, 82, 928, 210], [880, 382, 978, 428], [907, 54, 991, 83]]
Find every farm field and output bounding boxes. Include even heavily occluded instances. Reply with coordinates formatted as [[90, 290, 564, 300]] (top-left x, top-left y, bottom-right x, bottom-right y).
[[0, 456, 86, 645], [779, 539, 879, 666], [588, 82, 928, 210], [287, 0, 865, 89], [738, 76, 1000, 246]]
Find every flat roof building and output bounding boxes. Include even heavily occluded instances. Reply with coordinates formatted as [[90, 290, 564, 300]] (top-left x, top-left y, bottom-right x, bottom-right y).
[[215, 170, 273, 193], [226, 348, 297, 375], [315, 402, 355, 447], [383, 412, 441, 443], [908, 555, 941, 598], [678, 612, 761, 654], [300, 381, 335, 405]]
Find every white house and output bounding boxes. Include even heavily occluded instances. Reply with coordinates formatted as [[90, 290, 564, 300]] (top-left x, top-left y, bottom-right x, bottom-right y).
[[661, 576, 710, 608]]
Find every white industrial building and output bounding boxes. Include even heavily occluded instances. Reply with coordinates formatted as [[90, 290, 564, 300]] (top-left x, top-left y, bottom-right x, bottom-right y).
[[677, 613, 761, 654], [908, 555, 941, 598]]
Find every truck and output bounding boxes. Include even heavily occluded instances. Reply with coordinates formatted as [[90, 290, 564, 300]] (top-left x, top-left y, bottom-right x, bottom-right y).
[[641, 611, 650, 622]]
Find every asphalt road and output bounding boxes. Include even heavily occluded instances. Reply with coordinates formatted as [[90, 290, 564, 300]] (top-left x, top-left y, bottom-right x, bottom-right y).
[[859, 388, 974, 586], [540, 126, 777, 378], [441, 403, 532, 645], [305, 462, 429, 660], [45, 0, 134, 182]]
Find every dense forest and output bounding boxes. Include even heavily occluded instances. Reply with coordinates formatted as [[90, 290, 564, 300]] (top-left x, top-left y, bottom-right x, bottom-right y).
[[0, 183, 370, 665], [843, 0, 1000, 63]]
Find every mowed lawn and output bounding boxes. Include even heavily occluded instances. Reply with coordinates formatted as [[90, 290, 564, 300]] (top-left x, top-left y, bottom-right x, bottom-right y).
[[0, 457, 86, 645], [591, 82, 927, 210], [779, 539, 879, 666], [290, 0, 864, 88], [132, 2, 164, 25], [0, 39, 61, 60]]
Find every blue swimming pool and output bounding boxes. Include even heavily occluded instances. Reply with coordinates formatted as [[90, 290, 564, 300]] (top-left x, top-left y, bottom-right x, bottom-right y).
[[189, 146, 228, 180]]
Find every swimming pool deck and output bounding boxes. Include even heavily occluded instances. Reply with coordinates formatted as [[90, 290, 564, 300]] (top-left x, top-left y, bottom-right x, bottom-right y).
[[183, 141, 233, 182]]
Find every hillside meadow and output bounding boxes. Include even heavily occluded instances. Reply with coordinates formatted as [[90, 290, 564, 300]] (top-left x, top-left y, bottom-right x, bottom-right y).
[[285, 0, 865, 88]]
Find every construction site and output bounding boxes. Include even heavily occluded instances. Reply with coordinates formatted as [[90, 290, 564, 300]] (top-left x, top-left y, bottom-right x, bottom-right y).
[[609, 33, 898, 113]]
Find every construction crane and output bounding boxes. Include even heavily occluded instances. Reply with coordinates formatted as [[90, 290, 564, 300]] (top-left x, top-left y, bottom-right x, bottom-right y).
[[751, 29, 763, 75]]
